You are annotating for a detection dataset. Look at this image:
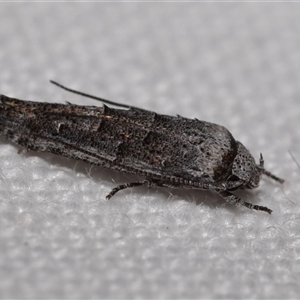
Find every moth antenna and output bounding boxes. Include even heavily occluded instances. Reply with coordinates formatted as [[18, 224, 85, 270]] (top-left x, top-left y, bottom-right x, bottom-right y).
[[50, 80, 144, 110]]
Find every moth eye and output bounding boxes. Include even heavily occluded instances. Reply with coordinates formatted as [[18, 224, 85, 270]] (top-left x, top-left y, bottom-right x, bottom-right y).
[[228, 175, 239, 182]]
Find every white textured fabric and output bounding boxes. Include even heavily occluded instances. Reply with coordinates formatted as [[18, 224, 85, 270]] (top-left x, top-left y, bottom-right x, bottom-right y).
[[0, 3, 300, 299]]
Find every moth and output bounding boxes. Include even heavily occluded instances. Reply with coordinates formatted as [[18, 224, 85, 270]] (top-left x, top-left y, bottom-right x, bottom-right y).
[[0, 81, 284, 213]]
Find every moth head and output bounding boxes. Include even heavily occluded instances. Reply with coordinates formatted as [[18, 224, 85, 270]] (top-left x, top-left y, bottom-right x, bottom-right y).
[[227, 141, 261, 189]]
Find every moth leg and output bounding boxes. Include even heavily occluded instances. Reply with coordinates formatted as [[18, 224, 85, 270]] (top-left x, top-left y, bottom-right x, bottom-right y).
[[219, 191, 272, 214], [106, 180, 155, 200]]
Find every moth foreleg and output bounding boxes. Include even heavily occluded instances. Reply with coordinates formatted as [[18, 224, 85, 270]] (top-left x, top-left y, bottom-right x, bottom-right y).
[[106, 180, 156, 200], [219, 191, 273, 214]]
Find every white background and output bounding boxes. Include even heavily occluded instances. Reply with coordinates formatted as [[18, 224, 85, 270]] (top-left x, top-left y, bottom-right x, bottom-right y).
[[0, 2, 300, 299]]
